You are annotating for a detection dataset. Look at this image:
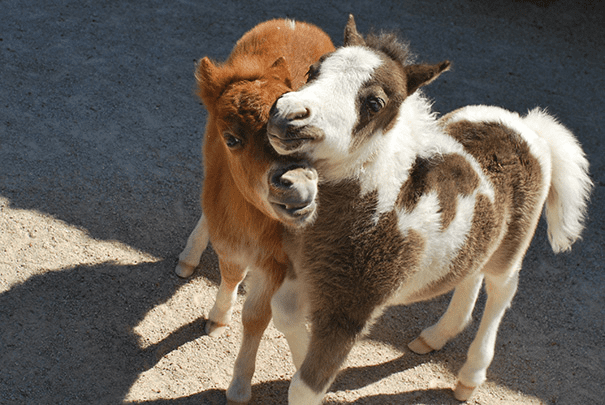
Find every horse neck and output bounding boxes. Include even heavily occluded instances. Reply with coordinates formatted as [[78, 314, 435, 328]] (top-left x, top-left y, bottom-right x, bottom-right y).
[[348, 93, 451, 216], [351, 93, 440, 188]]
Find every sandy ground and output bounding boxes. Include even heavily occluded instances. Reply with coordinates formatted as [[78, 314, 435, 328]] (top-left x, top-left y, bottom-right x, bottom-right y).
[[1, 0, 604, 404]]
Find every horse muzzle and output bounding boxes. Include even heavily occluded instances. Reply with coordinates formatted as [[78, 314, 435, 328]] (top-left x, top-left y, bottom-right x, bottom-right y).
[[268, 162, 318, 228], [268, 95, 324, 156]]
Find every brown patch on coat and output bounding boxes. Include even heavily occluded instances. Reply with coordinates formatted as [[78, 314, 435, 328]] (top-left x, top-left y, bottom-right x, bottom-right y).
[[397, 154, 480, 229], [350, 56, 449, 153], [405, 119, 544, 300], [445, 119, 544, 274], [285, 181, 425, 392], [408, 193, 499, 303], [351, 58, 407, 151]]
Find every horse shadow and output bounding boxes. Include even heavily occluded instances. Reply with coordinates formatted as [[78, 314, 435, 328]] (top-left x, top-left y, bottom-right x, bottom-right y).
[[0, 257, 222, 404]]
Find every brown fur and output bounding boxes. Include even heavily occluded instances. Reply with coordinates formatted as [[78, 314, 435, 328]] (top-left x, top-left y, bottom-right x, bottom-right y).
[[199, 19, 333, 282], [397, 154, 481, 229], [351, 58, 408, 150], [286, 181, 426, 392], [349, 59, 449, 152], [445, 120, 544, 274]]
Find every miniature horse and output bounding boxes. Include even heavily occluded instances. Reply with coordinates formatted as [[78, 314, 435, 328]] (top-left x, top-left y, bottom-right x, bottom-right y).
[[267, 15, 592, 404], [176, 19, 333, 403]]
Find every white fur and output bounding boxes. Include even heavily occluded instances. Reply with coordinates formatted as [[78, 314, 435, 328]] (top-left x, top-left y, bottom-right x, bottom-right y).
[[175, 213, 210, 277], [271, 277, 309, 369], [358, 94, 427, 217], [276, 47, 383, 179], [393, 193, 476, 304], [417, 272, 485, 351], [288, 372, 325, 405], [524, 108, 592, 252]]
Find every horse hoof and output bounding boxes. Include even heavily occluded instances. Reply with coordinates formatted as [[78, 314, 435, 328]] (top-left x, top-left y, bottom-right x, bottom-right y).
[[226, 377, 252, 404], [408, 336, 435, 354], [453, 381, 476, 401], [175, 261, 196, 278], [205, 320, 228, 337]]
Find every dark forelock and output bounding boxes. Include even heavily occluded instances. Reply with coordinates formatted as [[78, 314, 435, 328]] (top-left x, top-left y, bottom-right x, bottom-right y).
[[364, 32, 414, 66]]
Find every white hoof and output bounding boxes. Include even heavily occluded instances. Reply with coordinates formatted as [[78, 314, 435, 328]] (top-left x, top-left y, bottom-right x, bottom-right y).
[[226, 376, 252, 404], [288, 372, 324, 405], [175, 261, 196, 278], [205, 320, 228, 337], [453, 381, 476, 401], [408, 336, 435, 355]]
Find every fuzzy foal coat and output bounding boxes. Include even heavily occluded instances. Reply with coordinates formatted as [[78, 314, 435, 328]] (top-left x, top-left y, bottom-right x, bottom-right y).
[[176, 19, 333, 404], [268, 16, 591, 404]]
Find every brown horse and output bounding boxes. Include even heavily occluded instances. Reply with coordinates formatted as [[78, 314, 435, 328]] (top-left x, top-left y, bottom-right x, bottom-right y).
[[175, 19, 333, 403]]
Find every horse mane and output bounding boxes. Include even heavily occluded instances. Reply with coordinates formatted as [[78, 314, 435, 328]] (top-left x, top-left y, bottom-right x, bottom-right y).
[[364, 31, 415, 66]]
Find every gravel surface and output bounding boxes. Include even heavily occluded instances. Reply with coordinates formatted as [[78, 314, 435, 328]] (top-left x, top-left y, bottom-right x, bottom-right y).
[[1, 1, 603, 404]]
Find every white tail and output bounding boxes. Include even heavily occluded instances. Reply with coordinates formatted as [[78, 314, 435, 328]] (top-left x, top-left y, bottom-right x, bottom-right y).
[[523, 108, 593, 253]]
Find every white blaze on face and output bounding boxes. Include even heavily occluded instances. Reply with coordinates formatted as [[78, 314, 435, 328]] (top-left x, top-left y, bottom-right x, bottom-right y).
[[280, 47, 383, 170]]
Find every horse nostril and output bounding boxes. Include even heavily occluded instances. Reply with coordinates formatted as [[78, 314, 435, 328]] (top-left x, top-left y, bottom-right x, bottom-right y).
[[271, 170, 291, 188], [286, 107, 310, 122]]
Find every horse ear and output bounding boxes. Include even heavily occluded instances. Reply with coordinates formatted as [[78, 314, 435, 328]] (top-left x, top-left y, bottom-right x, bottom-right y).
[[195, 56, 222, 104], [344, 14, 365, 47], [403, 60, 451, 95], [269, 56, 292, 88]]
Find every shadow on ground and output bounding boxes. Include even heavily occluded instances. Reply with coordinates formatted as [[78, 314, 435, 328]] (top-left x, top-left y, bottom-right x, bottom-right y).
[[0, 260, 209, 403]]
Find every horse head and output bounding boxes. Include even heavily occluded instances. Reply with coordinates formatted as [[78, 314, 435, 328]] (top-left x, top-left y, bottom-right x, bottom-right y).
[[197, 55, 318, 227], [267, 15, 450, 182]]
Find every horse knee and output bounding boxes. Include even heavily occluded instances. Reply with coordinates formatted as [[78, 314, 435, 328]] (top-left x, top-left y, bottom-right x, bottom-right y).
[[484, 271, 519, 305]]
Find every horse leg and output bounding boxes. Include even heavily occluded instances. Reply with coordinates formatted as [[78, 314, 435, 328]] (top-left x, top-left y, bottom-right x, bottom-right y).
[[409, 272, 484, 354], [271, 276, 309, 369], [175, 213, 210, 278], [288, 309, 365, 405], [226, 270, 277, 404], [454, 269, 519, 401], [206, 258, 247, 337]]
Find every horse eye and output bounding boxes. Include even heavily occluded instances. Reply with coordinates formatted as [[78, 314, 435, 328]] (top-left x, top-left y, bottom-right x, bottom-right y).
[[367, 96, 385, 113], [224, 133, 243, 149], [306, 63, 320, 82]]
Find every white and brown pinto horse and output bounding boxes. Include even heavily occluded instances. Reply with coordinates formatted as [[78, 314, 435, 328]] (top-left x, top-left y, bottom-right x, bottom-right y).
[[176, 19, 333, 403], [267, 15, 592, 404]]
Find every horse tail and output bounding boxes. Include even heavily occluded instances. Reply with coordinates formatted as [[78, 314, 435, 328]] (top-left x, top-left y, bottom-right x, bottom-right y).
[[523, 108, 593, 253]]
